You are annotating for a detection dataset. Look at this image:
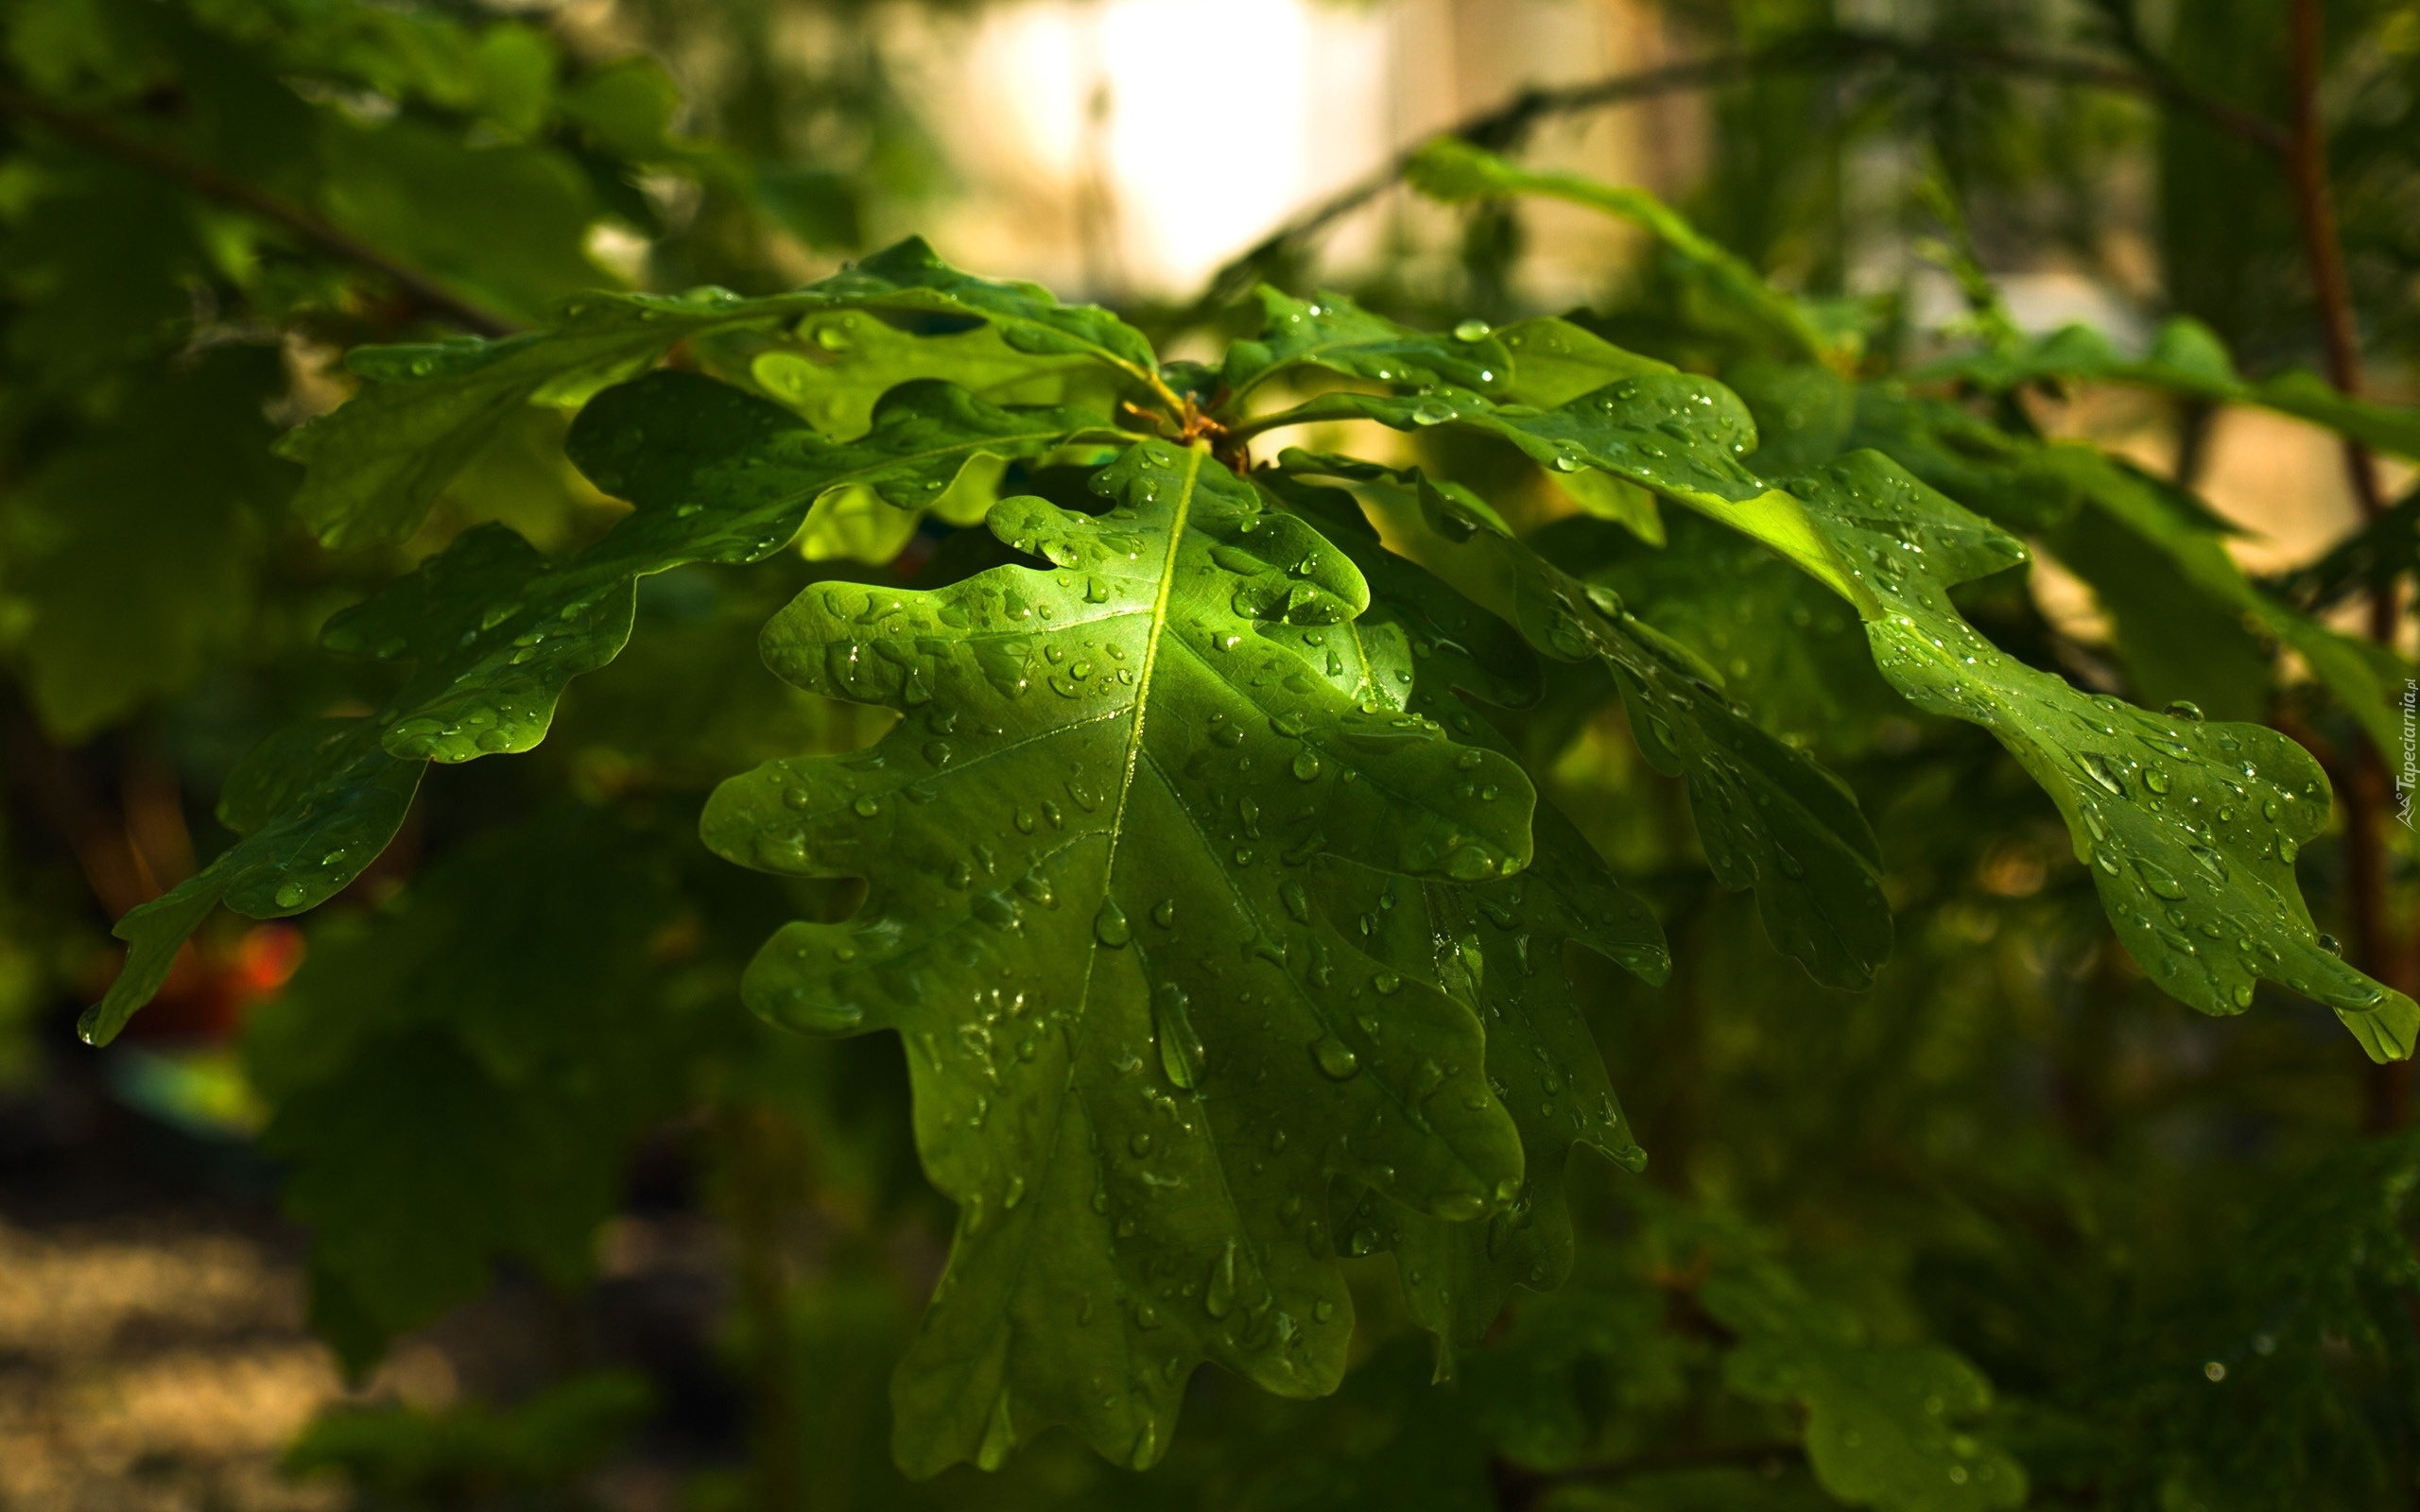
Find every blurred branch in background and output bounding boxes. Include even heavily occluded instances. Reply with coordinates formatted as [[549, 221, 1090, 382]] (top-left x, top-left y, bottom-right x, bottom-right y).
[[1184, 21, 2290, 321]]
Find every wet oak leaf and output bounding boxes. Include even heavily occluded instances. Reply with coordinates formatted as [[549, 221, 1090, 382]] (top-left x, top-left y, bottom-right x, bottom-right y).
[[86, 372, 1093, 1042], [1274, 448, 1890, 989], [700, 439, 1535, 1474], [282, 236, 1159, 546], [1260, 366, 2416, 1055], [1219, 285, 1513, 403], [1269, 476, 1667, 1363]]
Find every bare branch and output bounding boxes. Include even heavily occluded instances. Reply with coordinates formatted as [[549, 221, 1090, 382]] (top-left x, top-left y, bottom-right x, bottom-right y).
[[0, 86, 527, 337], [1184, 28, 2286, 318]]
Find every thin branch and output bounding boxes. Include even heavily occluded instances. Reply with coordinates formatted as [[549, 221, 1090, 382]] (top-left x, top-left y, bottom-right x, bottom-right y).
[[1184, 27, 2286, 317], [2286, 2, 2385, 529], [2279, 0, 2415, 1128], [0, 85, 525, 337]]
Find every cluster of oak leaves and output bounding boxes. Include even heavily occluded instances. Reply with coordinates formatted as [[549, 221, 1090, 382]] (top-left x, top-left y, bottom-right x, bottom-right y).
[[78, 141, 2420, 1506]]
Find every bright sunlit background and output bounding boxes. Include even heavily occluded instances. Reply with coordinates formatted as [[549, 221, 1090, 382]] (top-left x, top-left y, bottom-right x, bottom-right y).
[[891, 0, 1668, 299]]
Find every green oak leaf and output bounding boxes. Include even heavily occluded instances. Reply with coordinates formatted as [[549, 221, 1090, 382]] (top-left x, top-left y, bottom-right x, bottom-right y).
[[743, 306, 1120, 441], [1782, 452, 2418, 1059], [1219, 286, 1512, 403], [1913, 317, 2420, 461], [1275, 449, 1891, 989], [244, 811, 691, 1366], [1492, 318, 1672, 541], [2036, 448, 2408, 758], [1705, 1269, 2027, 1512], [1492, 317, 1673, 409], [334, 370, 1096, 767], [1851, 383, 2402, 749], [82, 713, 423, 1050], [86, 373, 1098, 1043], [1256, 369, 2416, 1055], [1544, 509, 1901, 755], [700, 439, 1535, 1474], [1269, 476, 1667, 1366], [281, 236, 1161, 546], [0, 346, 292, 741]]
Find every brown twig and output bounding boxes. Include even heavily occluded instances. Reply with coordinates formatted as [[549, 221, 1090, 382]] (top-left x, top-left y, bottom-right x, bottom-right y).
[[2279, 0, 2415, 1127], [0, 85, 525, 336], [1183, 28, 2286, 318]]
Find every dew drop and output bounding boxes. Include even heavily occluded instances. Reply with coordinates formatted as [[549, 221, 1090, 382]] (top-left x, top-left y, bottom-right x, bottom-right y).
[[1204, 1241, 1238, 1319], [1310, 1034, 1360, 1080], [1155, 984, 1204, 1090]]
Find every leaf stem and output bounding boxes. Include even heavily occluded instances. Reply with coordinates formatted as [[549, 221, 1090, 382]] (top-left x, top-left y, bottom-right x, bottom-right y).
[[0, 85, 526, 337]]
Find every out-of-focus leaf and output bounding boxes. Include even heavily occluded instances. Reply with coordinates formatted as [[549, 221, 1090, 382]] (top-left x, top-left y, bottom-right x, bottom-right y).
[[245, 813, 690, 1362], [1406, 138, 1847, 369], [285, 1370, 653, 1503], [1708, 1269, 2027, 1512], [318, 118, 608, 322], [1916, 318, 2420, 461], [0, 347, 291, 740]]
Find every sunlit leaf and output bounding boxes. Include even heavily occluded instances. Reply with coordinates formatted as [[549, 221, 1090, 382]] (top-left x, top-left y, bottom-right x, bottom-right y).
[[1253, 367, 2417, 1057], [281, 237, 1162, 546], [1915, 317, 2420, 461], [86, 373, 1096, 1042]]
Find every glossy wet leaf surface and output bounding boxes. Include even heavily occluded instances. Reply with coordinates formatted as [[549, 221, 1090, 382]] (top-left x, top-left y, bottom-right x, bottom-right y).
[[1218, 286, 1512, 403], [702, 439, 1535, 1472], [1270, 479, 1667, 1363], [1258, 361, 2416, 1054], [85, 372, 1092, 1044], [1274, 448, 1892, 989], [282, 237, 1156, 546]]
